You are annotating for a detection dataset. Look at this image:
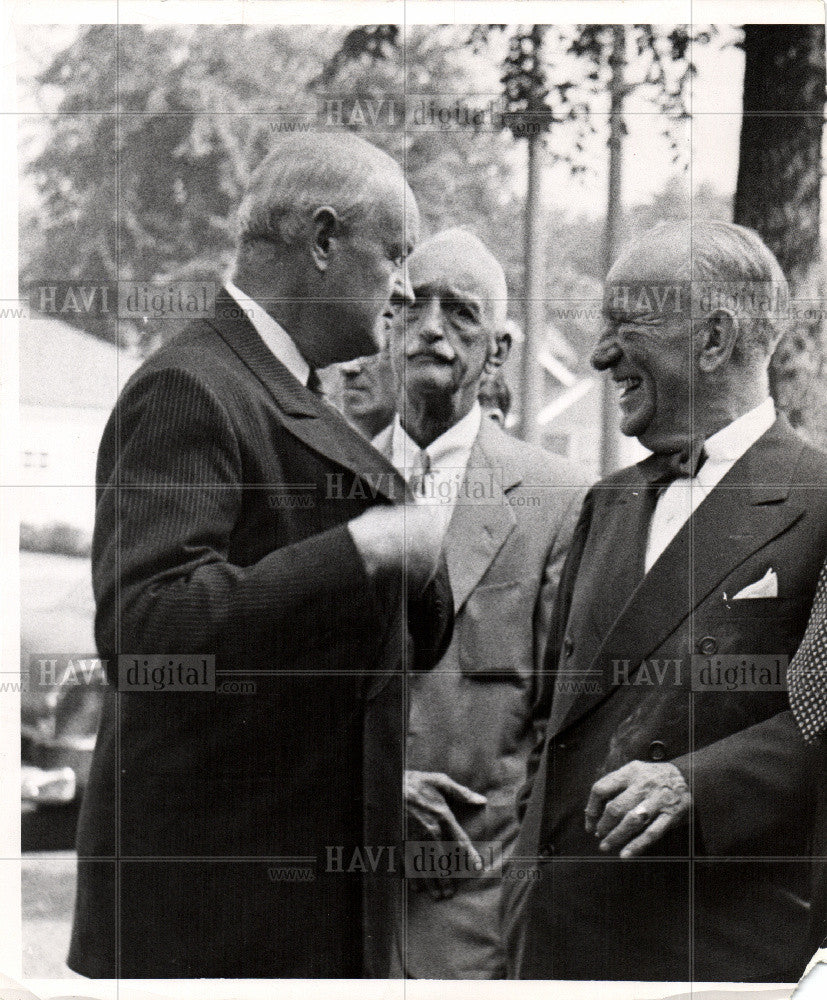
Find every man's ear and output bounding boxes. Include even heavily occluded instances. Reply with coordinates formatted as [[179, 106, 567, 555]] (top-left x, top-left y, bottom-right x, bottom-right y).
[[485, 326, 512, 373], [698, 308, 738, 373], [311, 206, 340, 273]]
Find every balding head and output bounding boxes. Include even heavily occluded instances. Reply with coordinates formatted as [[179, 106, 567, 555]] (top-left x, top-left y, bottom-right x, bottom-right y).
[[408, 228, 508, 328], [594, 219, 786, 454], [388, 228, 511, 446], [231, 133, 418, 368], [607, 220, 789, 364], [237, 132, 415, 248]]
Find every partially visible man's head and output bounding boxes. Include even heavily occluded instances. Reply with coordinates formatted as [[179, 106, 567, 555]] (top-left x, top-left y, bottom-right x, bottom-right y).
[[592, 220, 788, 454], [339, 349, 396, 439], [234, 133, 419, 366], [388, 228, 510, 438]]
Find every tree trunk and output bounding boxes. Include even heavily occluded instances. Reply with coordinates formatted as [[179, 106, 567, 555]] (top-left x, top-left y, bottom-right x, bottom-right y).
[[599, 24, 627, 474], [520, 129, 548, 445], [733, 24, 826, 437]]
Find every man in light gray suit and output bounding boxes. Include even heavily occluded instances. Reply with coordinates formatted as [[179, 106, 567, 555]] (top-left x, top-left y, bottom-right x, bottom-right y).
[[375, 228, 585, 977]]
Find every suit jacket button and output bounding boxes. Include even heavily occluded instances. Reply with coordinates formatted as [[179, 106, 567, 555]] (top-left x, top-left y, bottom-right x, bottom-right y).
[[538, 843, 555, 858], [649, 740, 667, 761], [698, 636, 718, 655]]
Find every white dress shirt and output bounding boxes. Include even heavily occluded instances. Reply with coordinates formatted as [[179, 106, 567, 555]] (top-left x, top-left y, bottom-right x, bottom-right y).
[[645, 397, 776, 573], [380, 402, 482, 530], [225, 280, 310, 386]]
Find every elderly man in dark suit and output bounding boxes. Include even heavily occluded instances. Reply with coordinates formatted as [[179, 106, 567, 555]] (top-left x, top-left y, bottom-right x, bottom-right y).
[[68, 132, 453, 979], [504, 220, 827, 982], [373, 228, 584, 978]]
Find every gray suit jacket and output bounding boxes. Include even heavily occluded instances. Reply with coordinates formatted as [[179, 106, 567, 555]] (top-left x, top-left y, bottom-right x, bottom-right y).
[[377, 416, 586, 978]]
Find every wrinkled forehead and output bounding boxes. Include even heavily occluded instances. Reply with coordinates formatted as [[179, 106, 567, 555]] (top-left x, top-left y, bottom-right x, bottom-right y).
[[603, 242, 693, 321], [408, 239, 505, 306]]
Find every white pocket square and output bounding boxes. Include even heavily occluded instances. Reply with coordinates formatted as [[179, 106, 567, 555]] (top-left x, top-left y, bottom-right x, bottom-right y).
[[730, 568, 778, 600]]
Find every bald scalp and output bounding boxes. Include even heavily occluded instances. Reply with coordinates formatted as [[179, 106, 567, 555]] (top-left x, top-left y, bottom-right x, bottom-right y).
[[408, 228, 508, 327], [236, 132, 413, 248], [610, 220, 786, 285], [608, 220, 789, 363]]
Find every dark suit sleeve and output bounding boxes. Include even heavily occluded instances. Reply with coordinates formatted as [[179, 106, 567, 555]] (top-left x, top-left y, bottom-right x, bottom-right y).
[[673, 709, 815, 855], [93, 367, 399, 672], [516, 489, 595, 820], [407, 555, 454, 670]]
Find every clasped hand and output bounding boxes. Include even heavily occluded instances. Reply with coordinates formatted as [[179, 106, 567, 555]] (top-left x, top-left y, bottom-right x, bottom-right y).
[[584, 760, 691, 858], [404, 769, 486, 900]]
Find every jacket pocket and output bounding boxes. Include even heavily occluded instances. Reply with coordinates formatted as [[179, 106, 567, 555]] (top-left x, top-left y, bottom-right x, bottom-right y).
[[458, 580, 532, 681], [701, 597, 807, 656]]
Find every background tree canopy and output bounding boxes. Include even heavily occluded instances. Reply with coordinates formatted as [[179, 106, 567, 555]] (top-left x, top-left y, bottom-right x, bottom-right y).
[[20, 25, 722, 352], [20, 22, 826, 448]]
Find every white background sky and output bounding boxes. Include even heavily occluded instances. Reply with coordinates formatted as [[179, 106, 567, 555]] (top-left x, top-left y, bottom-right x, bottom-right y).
[[544, 26, 746, 215]]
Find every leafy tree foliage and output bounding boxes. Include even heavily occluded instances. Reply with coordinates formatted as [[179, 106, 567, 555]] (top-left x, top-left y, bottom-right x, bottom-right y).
[[23, 25, 337, 346]]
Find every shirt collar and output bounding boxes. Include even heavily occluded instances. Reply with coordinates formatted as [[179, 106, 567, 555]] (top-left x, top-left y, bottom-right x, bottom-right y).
[[388, 402, 482, 478], [703, 396, 776, 465], [225, 280, 310, 387]]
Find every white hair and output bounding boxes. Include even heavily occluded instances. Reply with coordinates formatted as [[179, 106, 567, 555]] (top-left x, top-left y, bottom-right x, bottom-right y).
[[410, 227, 508, 327], [622, 220, 790, 361], [236, 132, 407, 247]]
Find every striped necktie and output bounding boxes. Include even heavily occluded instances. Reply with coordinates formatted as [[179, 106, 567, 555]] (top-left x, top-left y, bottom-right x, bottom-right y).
[[409, 448, 432, 499], [788, 562, 827, 744]]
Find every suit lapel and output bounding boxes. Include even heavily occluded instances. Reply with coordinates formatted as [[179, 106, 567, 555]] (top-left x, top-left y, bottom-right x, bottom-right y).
[[443, 421, 520, 612], [375, 415, 520, 612], [372, 424, 393, 459], [209, 292, 406, 503], [546, 476, 651, 735], [555, 417, 807, 735]]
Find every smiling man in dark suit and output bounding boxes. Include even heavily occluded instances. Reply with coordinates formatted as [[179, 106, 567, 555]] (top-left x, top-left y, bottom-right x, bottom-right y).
[[504, 220, 827, 982], [68, 132, 453, 979]]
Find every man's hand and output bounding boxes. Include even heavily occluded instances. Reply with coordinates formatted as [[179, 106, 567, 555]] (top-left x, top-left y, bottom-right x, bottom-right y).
[[584, 760, 691, 858], [348, 505, 446, 594], [404, 770, 486, 900]]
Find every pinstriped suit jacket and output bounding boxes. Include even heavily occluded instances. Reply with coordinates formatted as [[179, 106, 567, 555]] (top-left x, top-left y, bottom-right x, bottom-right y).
[[69, 292, 453, 979]]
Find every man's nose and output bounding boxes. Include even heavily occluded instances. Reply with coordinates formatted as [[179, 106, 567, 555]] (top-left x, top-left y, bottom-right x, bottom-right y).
[[591, 336, 623, 372], [416, 298, 445, 342]]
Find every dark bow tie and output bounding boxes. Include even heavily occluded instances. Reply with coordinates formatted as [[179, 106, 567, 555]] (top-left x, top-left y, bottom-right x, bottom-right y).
[[645, 440, 708, 485]]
